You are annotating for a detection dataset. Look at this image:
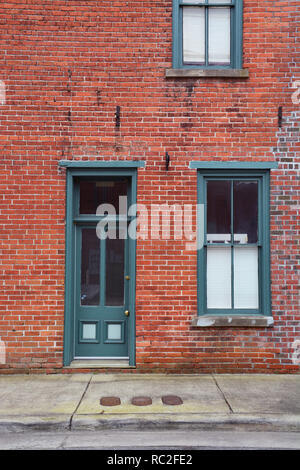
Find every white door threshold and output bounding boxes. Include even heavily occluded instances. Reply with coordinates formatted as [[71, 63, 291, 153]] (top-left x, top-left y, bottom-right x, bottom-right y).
[[69, 358, 133, 369]]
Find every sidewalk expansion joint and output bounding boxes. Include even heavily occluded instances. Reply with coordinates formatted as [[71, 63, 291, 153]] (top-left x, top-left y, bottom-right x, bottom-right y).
[[69, 374, 93, 430], [212, 374, 233, 414]]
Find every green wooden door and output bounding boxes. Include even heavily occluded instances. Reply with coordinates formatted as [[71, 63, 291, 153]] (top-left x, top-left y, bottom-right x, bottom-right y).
[[74, 179, 130, 359]]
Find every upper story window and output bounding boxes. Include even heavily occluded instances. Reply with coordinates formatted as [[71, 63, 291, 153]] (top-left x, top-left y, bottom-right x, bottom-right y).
[[172, 0, 244, 70]]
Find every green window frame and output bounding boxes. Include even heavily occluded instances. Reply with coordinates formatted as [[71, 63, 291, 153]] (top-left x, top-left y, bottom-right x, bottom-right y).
[[172, 0, 243, 70], [196, 166, 273, 317]]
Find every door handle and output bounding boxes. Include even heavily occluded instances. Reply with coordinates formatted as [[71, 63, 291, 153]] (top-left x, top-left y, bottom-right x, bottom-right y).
[[124, 310, 130, 317]]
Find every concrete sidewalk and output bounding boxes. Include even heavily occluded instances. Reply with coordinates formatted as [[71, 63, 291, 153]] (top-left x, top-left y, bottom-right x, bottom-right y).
[[0, 373, 299, 432]]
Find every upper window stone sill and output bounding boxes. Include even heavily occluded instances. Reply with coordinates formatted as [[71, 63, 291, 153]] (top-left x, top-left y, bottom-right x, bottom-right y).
[[191, 315, 274, 328], [165, 68, 249, 79]]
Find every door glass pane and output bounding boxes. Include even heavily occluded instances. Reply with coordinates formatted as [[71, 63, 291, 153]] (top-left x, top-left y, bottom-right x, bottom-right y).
[[81, 229, 100, 306], [82, 323, 97, 340], [207, 246, 231, 308], [105, 238, 125, 306], [183, 7, 205, 64], [208, 7, 231, 64], [233, 181, 258, 244], [107, 323, 122, 341], [79, 179, 128, 214], [207, 180, 231, 243], [234, 247, 259, 309]]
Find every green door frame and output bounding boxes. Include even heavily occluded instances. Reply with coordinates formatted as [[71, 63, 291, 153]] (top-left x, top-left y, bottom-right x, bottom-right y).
[[60, 161, 144, 367]]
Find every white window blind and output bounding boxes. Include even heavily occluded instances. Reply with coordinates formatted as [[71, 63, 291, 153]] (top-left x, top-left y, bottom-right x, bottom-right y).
[[208, 7, 231, 64], [207, 247, 232, 308], [234, 247, 259, 309], [183, 7, 205, 63]]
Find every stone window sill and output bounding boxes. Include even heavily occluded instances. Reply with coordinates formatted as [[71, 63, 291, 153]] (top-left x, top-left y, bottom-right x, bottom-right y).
[[191, 315, 274, 328], [165, 69, 249, 79]]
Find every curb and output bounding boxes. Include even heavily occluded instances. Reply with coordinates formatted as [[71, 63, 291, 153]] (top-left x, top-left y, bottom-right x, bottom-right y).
[[1, 413, 300, 433], [0, 416, 71, 433], [71, 413, 300, 432]]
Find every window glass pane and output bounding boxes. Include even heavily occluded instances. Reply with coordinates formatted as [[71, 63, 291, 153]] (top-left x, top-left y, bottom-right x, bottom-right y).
[[105, 238, 125, 306], [208, 0, 232, 3], [182, 0, 205, 3], [181, 1, 232, 3], [207, 247, 231, 308], [183, 7, 205, 64], [233, 181, 258, 244], [207, 180, 231, 243], [208, 7, 231, 64], [234, 247, 259, 309], [82, 323, 97, 340], [81, 229, 100, 306], [79, 179, 128, 214]]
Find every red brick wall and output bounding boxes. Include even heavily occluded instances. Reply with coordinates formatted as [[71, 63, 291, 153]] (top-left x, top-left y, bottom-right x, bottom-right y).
[[0, 1, 299, 373]]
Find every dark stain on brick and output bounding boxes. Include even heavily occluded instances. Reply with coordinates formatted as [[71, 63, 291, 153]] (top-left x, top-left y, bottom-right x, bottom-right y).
[[180, 122, 193, 129], [186, 83, 194, 96], [226, 107, 240, 113]]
